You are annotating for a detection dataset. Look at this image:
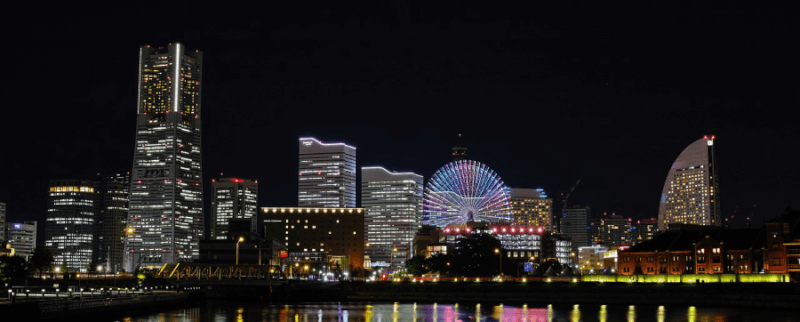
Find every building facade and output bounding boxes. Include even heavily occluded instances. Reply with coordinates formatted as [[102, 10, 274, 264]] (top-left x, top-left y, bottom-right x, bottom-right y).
[[591, 212, 632, 247], [6, 221, 37, 261], [95, 173, 130, 272], [361, 166, 423, 269], [127, 43, 204, 271], [298, 137, 356, 208], [657, 136, 720, 231], [509, 188, 553, 232], [260, 207, 365, 275], [634, 218, 658, 245], [560, 205, 591, 250], [618, 227, 762, 276], [211, 178, 258, 240], [46, 180, 97, 271]]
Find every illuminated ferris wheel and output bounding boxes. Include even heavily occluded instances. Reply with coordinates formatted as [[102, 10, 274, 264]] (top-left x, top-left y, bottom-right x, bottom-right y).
[[422, 160, 511, 227]]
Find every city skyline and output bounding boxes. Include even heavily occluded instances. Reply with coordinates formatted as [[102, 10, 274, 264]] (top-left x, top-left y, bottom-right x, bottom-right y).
[[2, 3, 799, 244]]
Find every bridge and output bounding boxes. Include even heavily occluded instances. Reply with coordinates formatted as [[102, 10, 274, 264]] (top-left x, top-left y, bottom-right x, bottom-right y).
[[156, 263, 286, 282]]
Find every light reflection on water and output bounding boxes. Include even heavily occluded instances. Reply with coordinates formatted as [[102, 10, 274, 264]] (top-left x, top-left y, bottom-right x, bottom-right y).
[[125, 301, 798, 322]]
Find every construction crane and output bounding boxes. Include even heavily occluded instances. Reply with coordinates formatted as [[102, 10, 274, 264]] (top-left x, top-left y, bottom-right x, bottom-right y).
[[555, 177, 582, 232]]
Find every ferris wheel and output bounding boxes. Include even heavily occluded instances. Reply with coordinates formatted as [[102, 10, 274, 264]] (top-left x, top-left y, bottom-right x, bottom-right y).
[[422, 159, 511, 227]]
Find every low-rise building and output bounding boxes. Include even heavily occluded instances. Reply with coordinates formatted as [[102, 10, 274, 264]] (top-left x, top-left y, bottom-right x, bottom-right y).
[[260, 207, 365, 276]]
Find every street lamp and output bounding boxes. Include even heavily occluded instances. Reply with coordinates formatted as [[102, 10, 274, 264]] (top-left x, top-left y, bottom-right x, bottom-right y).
[[236, 237, 244, 265], [495, 248, 503, 276]]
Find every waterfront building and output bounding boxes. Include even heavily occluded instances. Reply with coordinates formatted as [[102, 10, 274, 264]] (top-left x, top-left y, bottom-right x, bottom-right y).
[[763, 209, 800, 274], [560, 205, 591, 251], [260, 207, 365, 275], [6, 221, 37, 261], [657, 136, 720, 231], [543, 234, 574, 267], [412, 225, 441, 258], [127, 43, 205, 271], [298, 137, 356, 208], [95, 173, 130, 272], [46, 180, 97, 271], [361, 166, 423, 269], [438, 222, 544, 263], [591, 212, 632, 247], [198, 237, 285, 267], [509, 188, 553, 232], [211, 178, 258, 240], [634, 218, 658, 245], [618, 226, 763, 276], [577, 245, 608, 274]]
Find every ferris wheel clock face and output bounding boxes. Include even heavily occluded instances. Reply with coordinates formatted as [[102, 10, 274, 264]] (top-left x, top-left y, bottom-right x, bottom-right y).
[[423, 159, 511, 227]]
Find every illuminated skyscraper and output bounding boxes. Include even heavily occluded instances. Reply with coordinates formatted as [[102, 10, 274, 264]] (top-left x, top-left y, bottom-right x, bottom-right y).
[[95, 173, 130, 272], [127, 43, 204, 270], [211, 178, 258, 240], [298, 137, 356, 208], [6, 221, 37, 261], [509, 188, 553, 232], [361, 167, 423, 269], [46, 180, 97, 271], [658, 136, 720, 231]]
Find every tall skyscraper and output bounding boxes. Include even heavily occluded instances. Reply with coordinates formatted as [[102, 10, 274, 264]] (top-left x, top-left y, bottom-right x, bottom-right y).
[[298, 137, 356, 208], [46, 180, 97, 271], [633, 218, 658, 245], [560, 205, 591, 251], [211, 178, 258, 240], [127, 43, 204, 271], [6, 221, 37, 261], [509, 188, 553, 232], [361, 167, 424, 269], [657, 136, 719, 231], [95, 173, 130, 272], [0, 202, 6, 243]]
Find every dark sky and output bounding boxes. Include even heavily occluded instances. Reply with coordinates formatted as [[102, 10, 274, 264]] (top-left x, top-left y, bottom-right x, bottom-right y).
[[2, 2, 799, 242]]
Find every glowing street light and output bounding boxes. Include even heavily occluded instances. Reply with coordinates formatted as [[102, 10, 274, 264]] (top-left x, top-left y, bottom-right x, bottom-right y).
[[236, 237, 244, 265], [495, 248, 503, 276]]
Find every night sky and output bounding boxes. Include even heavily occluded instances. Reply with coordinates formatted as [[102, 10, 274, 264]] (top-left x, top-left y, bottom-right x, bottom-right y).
[[2, 2, 798, 242]]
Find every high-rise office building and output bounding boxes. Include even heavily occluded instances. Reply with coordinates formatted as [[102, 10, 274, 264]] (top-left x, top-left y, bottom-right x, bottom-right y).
[[657, 136, 720, 231], [0, 202, 6, 243], [95, 173, 130, 272], [211, 178, 258, 240], [361, 167, 424, 269], [590, 212, 632, 247], [298, 137, 356, 208], [509, 188, 553, 232], [127, 43, 204, 271], [633, 218, 658, 245], [559, 205, 591, 251], [6, 221, 37, 261], [46, 180, 97, 271]]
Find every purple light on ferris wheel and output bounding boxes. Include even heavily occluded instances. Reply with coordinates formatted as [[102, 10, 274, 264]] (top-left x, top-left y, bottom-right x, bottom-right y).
[[423, 159, 511, 227]]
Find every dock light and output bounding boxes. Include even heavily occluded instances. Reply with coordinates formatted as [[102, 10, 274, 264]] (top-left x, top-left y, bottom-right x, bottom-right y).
[[522, 278, 527, 282]]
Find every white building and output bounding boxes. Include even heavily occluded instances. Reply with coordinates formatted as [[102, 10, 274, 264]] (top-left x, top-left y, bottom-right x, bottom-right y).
[[361, 167, 423, 270], [211, 178, 258, 240], [298, 137, 356, 208], [7, 221, 37, 261], [658, 136, 720, 231]]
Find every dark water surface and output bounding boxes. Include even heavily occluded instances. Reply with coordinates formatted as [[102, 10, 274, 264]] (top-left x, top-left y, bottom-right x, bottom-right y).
[[122, 300, 798, 322]]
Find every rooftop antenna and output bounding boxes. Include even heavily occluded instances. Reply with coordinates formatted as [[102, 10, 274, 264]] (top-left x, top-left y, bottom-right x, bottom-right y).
[[452, 133, 467, 161]]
